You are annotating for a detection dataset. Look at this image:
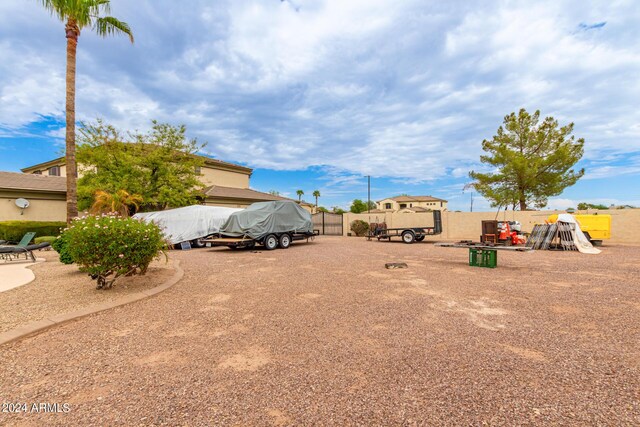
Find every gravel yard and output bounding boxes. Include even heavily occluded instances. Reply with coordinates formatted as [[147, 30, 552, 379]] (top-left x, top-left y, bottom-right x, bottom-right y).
[[0, 250, 175, 333], [1, 236, 639, 425]]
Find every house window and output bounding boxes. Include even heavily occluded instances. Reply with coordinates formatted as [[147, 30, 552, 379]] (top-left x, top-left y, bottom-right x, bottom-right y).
[[440, 201, 443, 207], [48, 166, 60, 176], [33, 170, 42, 175], [410, 203, 413, 207], [399, 203, 407, 209], [385, 203, 392, 209]]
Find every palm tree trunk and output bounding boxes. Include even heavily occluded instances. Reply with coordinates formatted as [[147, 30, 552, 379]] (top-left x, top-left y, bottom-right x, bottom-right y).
[[65, 20, 79, 223]]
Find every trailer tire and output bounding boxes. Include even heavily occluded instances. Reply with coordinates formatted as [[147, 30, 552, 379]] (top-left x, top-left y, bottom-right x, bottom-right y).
[[191, 238, 207, 248], [279, 234, 291, 249], [416, 236, 425, 242], [402, 230, 416, 244], [264, 234, 278, 250]]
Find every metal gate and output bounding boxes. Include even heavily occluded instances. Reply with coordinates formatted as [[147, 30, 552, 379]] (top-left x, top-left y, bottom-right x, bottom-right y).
[[312, 212, 343, 235]]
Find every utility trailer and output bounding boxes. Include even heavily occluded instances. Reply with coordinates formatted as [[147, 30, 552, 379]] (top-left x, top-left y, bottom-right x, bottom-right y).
[[204, 230, 318, 250], [371, 210, 443, 243]]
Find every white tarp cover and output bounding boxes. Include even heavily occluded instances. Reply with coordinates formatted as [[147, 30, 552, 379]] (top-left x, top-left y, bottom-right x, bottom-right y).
[[133, 205, 242, 244], [220, 200, 313, 239], [556, 214, 601, 254]]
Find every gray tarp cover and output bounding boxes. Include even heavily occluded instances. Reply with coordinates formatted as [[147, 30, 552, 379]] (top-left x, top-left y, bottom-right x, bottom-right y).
[[220, 200, 313, 239], [133, 205, 242, 244]]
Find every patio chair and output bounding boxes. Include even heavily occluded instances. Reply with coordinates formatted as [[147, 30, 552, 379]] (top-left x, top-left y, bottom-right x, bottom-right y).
[[0, 232, 50, 262]]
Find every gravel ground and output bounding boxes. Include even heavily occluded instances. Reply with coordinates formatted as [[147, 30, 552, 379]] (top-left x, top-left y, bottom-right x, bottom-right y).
[[0, 237, 638, 426], [0, 250, 175, 333]]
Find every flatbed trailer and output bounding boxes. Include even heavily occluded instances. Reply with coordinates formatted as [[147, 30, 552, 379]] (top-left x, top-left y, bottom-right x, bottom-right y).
[[436, 241, 533, 268], [204, 230, 318, 250], [371, 210, 443, 243]]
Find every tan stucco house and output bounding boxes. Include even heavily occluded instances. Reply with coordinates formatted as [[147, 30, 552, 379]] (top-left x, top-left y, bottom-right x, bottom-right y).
[[376, 195, 448, 212], [0, 171, 67, 221], [1, 153, 312, 221]]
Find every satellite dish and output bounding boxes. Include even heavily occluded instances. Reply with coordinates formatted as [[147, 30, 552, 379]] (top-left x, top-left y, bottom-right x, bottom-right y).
[[15, 198, 30, 209]]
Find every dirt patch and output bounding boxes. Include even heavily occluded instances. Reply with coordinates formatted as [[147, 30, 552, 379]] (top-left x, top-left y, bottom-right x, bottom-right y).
[[502, 344, 547, 362], [218, 346, 271, 371]]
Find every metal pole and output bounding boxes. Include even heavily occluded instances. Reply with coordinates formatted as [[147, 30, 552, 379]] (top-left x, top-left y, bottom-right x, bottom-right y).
[[367, 175, 371, 214]]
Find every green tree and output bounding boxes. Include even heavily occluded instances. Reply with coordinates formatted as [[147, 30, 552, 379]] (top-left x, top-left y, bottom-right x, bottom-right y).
[[77, 119, 205, 211], [350, 199, 376, 213], [268, 190, 281, 196], [38, 0, 133, 223], [296, 189, 304, 201], [317, 206, 329, 212], [469, 109, 585, 210], [312, 190, 321, 207], [332, 206, 346, 214], [577, 202, 608, 210]]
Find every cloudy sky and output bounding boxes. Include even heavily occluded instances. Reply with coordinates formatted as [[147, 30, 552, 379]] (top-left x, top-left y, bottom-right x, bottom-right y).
[[1, 0, 639, 211]]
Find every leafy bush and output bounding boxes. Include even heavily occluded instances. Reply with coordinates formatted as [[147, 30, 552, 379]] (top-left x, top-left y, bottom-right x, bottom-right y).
[[52, 233, 74, 265], [62, 214, 166, 289], [0, 221, 66, 242], [35, 236, 56, 245], [350, 219, 370, 237]]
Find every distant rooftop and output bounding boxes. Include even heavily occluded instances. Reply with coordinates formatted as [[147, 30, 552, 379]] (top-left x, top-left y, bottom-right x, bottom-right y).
[[378, 195, 447, 203]]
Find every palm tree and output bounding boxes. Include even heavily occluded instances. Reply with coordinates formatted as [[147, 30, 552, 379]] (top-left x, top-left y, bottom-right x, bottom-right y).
[[90, 189, 143, 217], [296, 189, 304, 201], [39, 0, 134, 223], [312, 190, 320, 207]]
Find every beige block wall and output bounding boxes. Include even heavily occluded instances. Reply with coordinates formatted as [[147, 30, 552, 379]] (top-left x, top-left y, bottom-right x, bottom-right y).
[[343, 209, 640, 245], [200, 168, 250, 188], [0, 192, 66, 222]]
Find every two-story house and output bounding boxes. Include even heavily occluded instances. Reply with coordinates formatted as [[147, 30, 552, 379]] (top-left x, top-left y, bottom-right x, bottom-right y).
[[376, 195, 448, 212], [0, 152, 312, 221]]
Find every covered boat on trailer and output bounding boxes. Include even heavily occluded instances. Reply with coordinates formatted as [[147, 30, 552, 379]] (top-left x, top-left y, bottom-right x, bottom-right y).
[[133, 205, 242, 247], [205, 200, 317, 250]]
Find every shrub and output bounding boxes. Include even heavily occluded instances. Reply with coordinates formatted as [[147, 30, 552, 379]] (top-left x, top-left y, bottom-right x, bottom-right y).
[[63, 214, 166, 289], [0, 221, 66, 242], [350, 219, 369, 237], [35, 236, 56, 245], [52, 233, 74, 265]]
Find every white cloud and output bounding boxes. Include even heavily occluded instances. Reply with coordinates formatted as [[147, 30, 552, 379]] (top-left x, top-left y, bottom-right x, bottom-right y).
[[0, 0, 639, 187]]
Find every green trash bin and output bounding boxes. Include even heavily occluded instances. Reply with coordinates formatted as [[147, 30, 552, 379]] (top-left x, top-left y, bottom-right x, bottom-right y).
[[469, 248, 497, 268]]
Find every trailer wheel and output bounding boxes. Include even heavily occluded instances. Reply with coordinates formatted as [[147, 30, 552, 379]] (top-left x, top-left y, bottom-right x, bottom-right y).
[[416, 236, 425, 242], [279, 234, 291, 249], [191, 238, 207, 248], [402, 231, 416, 244], [264, 234, 278, 250]]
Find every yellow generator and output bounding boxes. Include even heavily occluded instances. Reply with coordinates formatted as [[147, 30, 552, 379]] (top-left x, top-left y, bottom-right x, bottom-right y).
[[547, 214, 611, 246]]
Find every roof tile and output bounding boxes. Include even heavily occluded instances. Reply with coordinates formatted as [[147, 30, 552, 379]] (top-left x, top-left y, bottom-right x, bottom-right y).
[[0, 171, 66, 193]]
